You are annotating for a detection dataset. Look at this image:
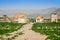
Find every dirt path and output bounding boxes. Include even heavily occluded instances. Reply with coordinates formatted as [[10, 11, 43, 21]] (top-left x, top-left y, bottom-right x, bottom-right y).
[[15, 23, 47, 40]]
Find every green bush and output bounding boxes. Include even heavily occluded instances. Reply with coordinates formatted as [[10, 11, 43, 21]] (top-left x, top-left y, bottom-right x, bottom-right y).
[[32, 22, 60, 40], [0, 22, 25, 35]]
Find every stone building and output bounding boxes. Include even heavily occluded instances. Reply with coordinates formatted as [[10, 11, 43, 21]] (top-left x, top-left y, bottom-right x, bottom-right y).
[[36, 16, 44, 23], [0, 15, 11, 22], [12, 13, 29, 23], [51, 13, 58, 22]]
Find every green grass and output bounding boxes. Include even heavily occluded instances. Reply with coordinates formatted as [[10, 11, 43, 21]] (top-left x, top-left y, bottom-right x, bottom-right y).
[[32, 22, 60, 40], [0, 22, 25, 35]]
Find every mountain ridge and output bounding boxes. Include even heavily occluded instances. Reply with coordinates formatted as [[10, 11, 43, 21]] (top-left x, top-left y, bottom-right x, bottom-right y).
[[0, 8, 60, 18]]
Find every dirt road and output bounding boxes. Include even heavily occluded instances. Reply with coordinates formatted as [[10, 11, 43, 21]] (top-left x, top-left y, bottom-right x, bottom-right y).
[[15, 23, 47, 40]]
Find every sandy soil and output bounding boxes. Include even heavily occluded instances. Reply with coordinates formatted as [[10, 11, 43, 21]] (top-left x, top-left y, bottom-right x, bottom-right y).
[[15, 23, 47, 40]]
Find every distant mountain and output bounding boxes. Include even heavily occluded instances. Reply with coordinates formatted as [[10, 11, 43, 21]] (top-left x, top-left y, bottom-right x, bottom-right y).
[[53, 8, 60, 19], [27, 8, 60, 18], [0, 8, 60, 19]]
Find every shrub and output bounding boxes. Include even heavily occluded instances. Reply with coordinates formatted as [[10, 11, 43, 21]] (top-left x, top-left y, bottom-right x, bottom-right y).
[[32, 22, 60, 40], [0, 22, 25, 35]]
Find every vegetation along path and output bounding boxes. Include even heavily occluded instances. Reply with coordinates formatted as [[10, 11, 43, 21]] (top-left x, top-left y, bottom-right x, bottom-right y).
[[15, 23, 47, 40]]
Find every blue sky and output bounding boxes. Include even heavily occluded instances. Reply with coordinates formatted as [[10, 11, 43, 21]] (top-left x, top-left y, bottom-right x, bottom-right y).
[[0, 0, 60, 10]]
